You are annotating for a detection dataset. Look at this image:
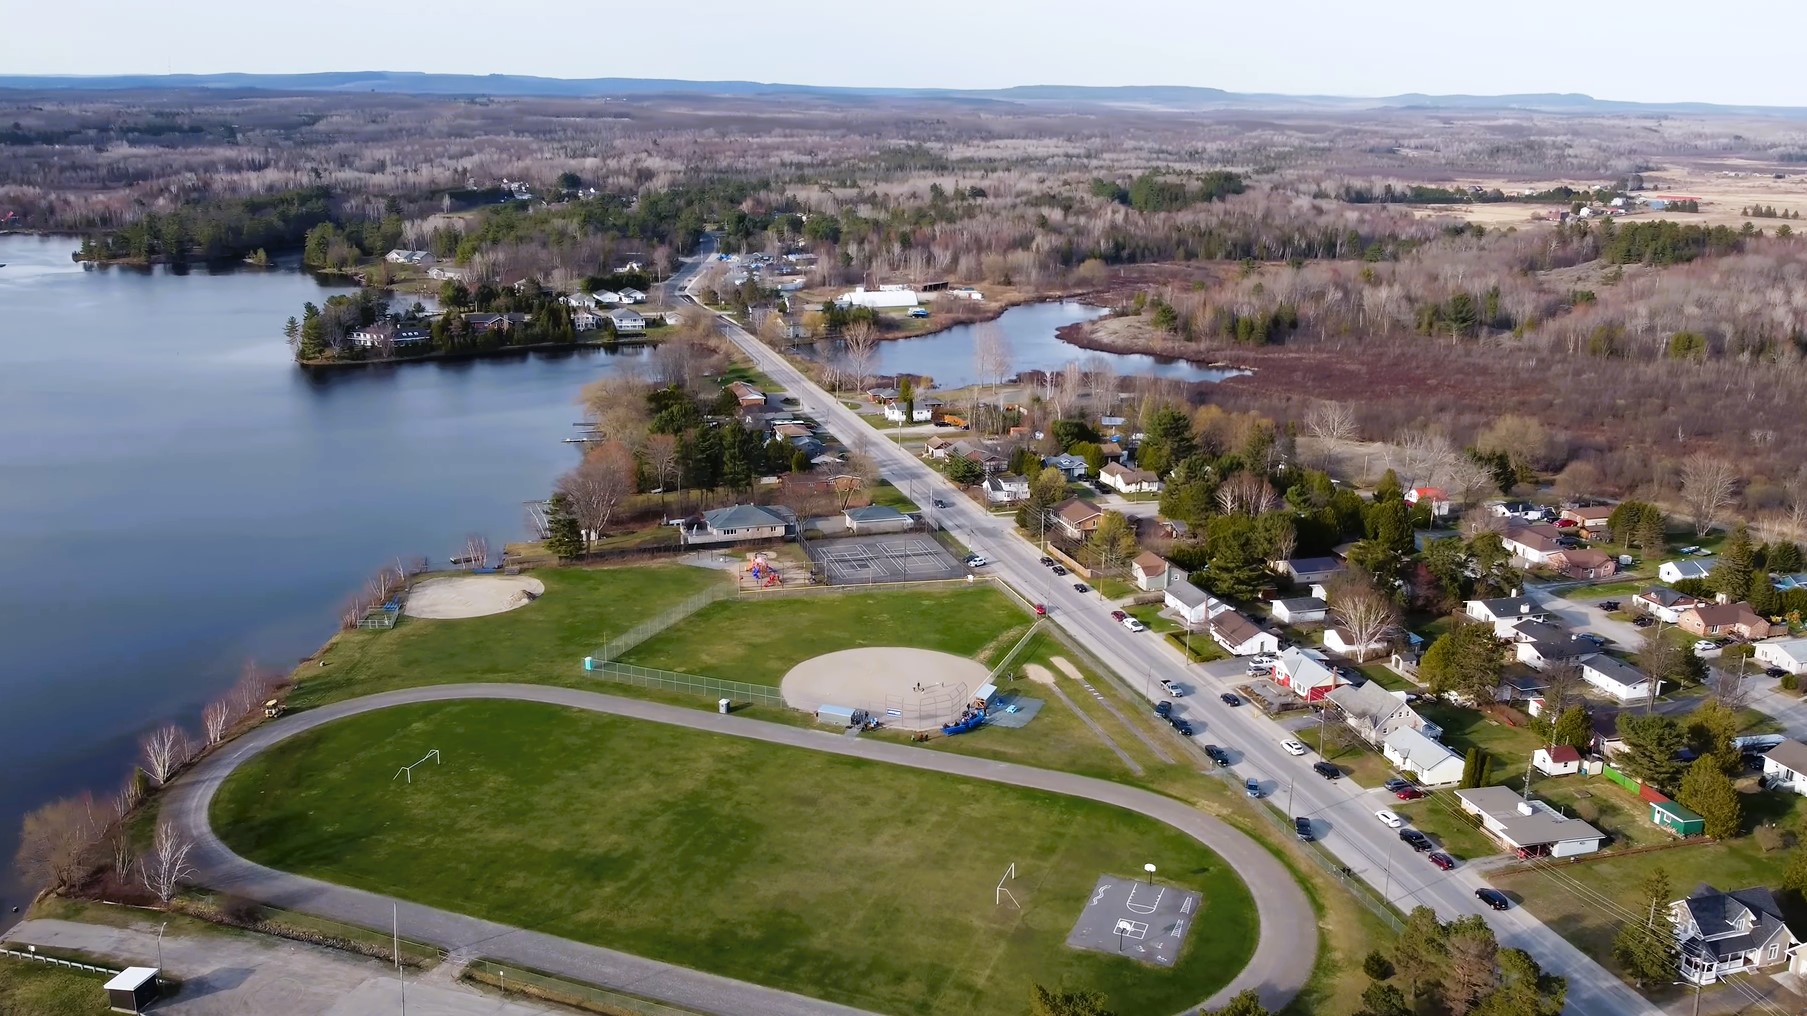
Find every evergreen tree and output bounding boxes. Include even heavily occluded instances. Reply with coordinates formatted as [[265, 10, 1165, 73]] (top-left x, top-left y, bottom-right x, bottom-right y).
[[1354, 983, 1410, 1016], [1441, 915, 1501, 1016], [1550, 706, 1592, 751], [1474, 948, 1566, 1016], [543, 494, 584, 560], [1616, 713, 1688, 791], [1677, 756, 1742, 839], [1029, 985, 1115, 1016], [1712, 525, 1755, 601], [720, 426, 753, 495], [1611, 867, 1679, 986], [1420, 623, 1509, 704], [1209, 989, 1268, 1016], [1394, 906, 1447, 997]]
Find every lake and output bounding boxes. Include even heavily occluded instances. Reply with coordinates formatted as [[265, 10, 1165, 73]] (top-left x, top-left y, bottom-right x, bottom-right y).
[[0, 235, 644, 915], [806, 301, 1246, 389]]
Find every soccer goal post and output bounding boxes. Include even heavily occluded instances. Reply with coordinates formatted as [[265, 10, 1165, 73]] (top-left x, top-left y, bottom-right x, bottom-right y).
[[996, 862, 1019, 909]]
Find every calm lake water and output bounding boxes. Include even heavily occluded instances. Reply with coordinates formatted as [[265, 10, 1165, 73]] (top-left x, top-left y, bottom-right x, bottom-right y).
[[809, 301, 1246, 388], [0, 235, 644, 915]]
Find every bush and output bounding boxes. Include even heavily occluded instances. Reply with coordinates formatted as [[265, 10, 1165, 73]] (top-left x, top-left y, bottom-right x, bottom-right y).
[[1755, 824, 1787, 853], [1783, 673, 1800, 692], [1362, 950, 1395, 980]]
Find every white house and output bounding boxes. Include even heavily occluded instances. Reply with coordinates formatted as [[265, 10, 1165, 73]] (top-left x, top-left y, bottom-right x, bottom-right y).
[[1165, 582, 1216, 626], [1274, 646, 1342, 701], [1532, 745, 1583, 777], [1132, 552, 1173, 592], [384, 249, 436, 266], [1099, 462, 1163, 495], [1508, 620, 1592, 670], [1455, 786, 1605, 858], [1763, 739, 1807, 796], [838, 285, 919, 309], [1580, 654, 1659, 703], [1405, 486, 1451, 516], [1502, 523, 1566, 565], [1271, 596, 1328, 625], [1327, 682, 1439, 748], [590, 289, 623, 305], [981, 474, 1030, 505], [608, 308, 647, 335], [1465, 596, 1547, 637], [1671, 885, 1807, 984], [617, 287, 647, 303], [347, 321, 431, 349], [1755, 638, 1807, 676], [1383, 727, 1466, 786], [1660, 558, 1718, 584], [883, 399, 938, 423], [1211, 612, 1282, 658], [1324, 626, 1391, 659], [1635, 587, 1706, 623]]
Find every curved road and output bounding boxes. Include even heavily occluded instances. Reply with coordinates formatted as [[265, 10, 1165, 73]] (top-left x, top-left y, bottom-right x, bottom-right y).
[[168, 684, 1314, 1016]]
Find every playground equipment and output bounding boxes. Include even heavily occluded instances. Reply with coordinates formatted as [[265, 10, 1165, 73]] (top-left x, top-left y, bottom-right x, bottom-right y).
[[746, 554, 783, 588]]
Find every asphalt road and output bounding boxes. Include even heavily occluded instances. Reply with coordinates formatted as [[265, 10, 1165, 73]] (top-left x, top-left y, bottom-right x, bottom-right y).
[[167, 683, 1314, 1016], [696, 263, 1660, 1016]]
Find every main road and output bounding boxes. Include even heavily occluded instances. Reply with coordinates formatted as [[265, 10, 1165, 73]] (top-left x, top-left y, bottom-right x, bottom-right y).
[[693, 260, 1660, 1016], [168, 684, 1313, 1016]]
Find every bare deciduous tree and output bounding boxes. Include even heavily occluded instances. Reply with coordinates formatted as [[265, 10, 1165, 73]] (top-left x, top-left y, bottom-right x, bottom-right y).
[[15, 794, 102, 891], [1540, 660, 1584, 715], [140, 821, 196, 905], [461, 533, 491, 569], [1328, 580, 1399, 662], [842, 320, 877, 392], [1390, 430, 1458, 488], [974, 320, 1014, 415], [140, 725, 191, 785], [557, 442, 637, 549], [1710, 663, 1752, 711], [201, 699, 232, 746], [644, 433, 680, 504], [110, 826, 134, 884], [1305, 401, 1357, 466], [579, 373, 652, 451], [1215, 471, 1279, 517], [1445, 455, 1499, 510], [1679, 452, 1739, 537]]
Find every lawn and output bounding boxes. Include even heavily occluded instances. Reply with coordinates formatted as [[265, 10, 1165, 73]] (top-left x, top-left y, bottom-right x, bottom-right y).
[[622, 585, 1026, 685], [866, 480, 920, 513], [1417, 703, 1541, 776], [1294, 727, 1395, 788], [0, 959, 111, 1015], [288, 565, 729, 709], [1126, 602, 1182, 634], [213, 701, 1257, 1016]]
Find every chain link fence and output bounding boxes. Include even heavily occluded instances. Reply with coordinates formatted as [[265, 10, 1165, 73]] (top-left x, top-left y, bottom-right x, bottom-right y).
[[592, 584, 735, 662], [583, 658, 786, 707], [465, 959, 703, 1016]]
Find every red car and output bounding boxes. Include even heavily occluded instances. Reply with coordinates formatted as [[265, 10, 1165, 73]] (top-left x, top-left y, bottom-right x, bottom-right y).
[[1428, 852, 1456, 871], [1110, 609, 1128, 621], [1395, 787, 1428, 800], [1554, 518, 1577, 528], [1033, 604, 1047, 616]]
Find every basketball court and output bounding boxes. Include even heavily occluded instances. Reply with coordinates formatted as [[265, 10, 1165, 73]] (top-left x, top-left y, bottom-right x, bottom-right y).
[[1064, 874, 1202, 968], [809, 534, 966, 584]]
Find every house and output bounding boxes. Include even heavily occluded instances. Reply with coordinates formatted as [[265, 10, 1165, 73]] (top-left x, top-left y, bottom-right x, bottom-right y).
[[951, 441, 1008, 475], [1502, 522, 1567, 565], [463, 311, 530, 333], [1405, 486, 1451, 516], [1465, 596, 1547, 637], [1276, 557, 1343, 585], [1098, 441, 1125, 462], [1324, 626, 1391, 659], [837, 285, 919, 309], [1660, 558, 1717, 584], [427, 265, 467, 281], [1561, 504, 1614, 536], [1580, 654, 1659, 703], [347, 321, 430, 349], [618, 287, 647, 303], [677, 504, 792, 545], [1532, 745, 1583, 776], [1211, 612, 1282, 658], [1165, 582, 1228, 628], [1549, 548, 1618, 580], [1591, 709, 1629, 759], [727, 381, 767, 409], [1274, 646, 1342, 701], [385, 249, 436, 266], [1132, 552, 1173, 592], [1455, 786, 1605, 858], [1100, 462, 1163, 494], [1271, 596, 1329, 624], [1671, 884, 1806, 984], [1762, 738, 1807, 795], [1635, 587, 1705, 623], [572, 309, 606, 331], [1510, 621, 1592, 670], [1043, 453, 1090, 480], [1755, 637, 1807, 676], [924, 436, 955, 459], [563, 292, 600, 310], [608, 308, 646, 335], [1384, 727, 1467, 786], [1054, 498, 1103, 540], [981, 474, 1031, 505], [882, 398, 941, 423], [1679, 602, 1776, 641], [589, 290, 622, 305], [1327, 682, 1439, 748], [1490, 500, 1542, 519], [843, 505, 913, 534]]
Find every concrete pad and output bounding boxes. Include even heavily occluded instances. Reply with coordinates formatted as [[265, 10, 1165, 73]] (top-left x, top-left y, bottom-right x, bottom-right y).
[[1065, 874, 1202, 968], [404, 576, 545, 620]]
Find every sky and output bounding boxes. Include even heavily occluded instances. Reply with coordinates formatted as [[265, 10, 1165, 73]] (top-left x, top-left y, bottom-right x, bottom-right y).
[[6, 0, 1807, 107]]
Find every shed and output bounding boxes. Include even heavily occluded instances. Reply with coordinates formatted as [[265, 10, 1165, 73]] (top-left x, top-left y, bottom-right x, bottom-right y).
[[104, 967, 160, 1013], [814, 704, 868, 727], [1651, 800, 1705, 837], [973, 683, 998, 708]]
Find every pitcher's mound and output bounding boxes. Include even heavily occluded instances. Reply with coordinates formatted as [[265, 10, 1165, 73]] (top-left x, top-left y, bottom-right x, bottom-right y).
[[404, 575, 546, 619], [781, 648, 990, 730]]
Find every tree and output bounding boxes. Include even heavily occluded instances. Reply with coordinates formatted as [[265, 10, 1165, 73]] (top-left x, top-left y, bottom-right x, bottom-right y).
[[1202, 516, 1271, 600], [945, 455, 984, 486], [1209, 989, 1268, 1016], [1305, 401, 1357, 465], [1550, 706, 1592, 751], [644, 433, 681, 503], [141, 725, 191, 784], [1017, 468, 1068, 542], [558, 441, 637, 549], [282, 315, 300, 354], [1540, 660, 1584, 717], [1090, 511, 1140, 570], [1441, 915, 1501, 1016], [1328, 578, 1399, 661], [1679, 452, 1739, 537], [1677, 755, 1742, 839], [897, 376, 916, 426], [1029, 985, 1115, 1016], [201, 698, 232, 746], [1139, 405, 1197, 477], [1711, 524, 1755, 600], [1685, 701, 1743, 776], [1460, 747, 1490, 789], [842, 319, 877, 390], [1615, 714, 1688, 792], [15, 795, 101, 891], [1217, 471, 1279, 516], [543, 493, 584, 560], [1420, 623, 1508, 703], [1395, 906, 1447, 997], [139, 820, 196, 905], [1474, 947, 1566, 1016], [1612, 867, 1679, 986], [1354, 983, 1410, 1016]]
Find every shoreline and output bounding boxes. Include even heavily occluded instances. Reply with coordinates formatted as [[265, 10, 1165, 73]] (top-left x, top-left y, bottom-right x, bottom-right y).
[[296, 336, 660, 369], [1053, 319, 1255, 375]]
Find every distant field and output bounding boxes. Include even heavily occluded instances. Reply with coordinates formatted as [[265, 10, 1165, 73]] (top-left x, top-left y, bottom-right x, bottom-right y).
[[213, 700, 1256, 1016], [0, 958, 109, 1015]]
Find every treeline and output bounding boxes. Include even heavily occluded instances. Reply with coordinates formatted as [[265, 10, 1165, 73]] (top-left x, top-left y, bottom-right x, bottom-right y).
[[1335, 182, 1619, 205], [1597, 220, 1746, 265], [74, 186, 340, 263], [1090, 171, 1246, 212], [291, 280, 587, 362]]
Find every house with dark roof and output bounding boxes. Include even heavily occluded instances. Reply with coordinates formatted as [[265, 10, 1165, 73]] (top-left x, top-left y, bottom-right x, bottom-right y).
[[1042, 453, 1090, 480], [677, 504, 792, 545], [1509, 620, 1592, 669], [1455, 786, 1604, 858], [1660, 557, 1717, 584], [1270, 596, 1328, 624], [1580, 654, 1658, 703], [1635, 587, 1705, 623], [1465, 596, 1547, 637], [1276, 557, 1343, 585], [1670, 884, 1805, 984]]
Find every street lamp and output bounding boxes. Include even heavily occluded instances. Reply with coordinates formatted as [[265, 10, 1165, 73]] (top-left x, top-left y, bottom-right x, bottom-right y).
[[156, 921, 166, 971]]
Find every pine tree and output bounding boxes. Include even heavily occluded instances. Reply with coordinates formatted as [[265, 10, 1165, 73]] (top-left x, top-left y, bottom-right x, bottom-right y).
[[543, 494, 584, 560], [1677, 756, 1742, 839], [1611, 867, 1678, 986], [1394, 906, 1447, 998], [1712, 524, 1755, 600]]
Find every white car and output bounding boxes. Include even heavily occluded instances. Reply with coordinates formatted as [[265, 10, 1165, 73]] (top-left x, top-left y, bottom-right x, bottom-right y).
[[1121, 616, 1147, 633], [1158, 678, 1184, 697], [1249, 653, 1278, 666], [965, 555, 988, 568], [1693, 639, 1720, 654], [1281, 738, 1308, 756], [1375, 809, 1404, 829]]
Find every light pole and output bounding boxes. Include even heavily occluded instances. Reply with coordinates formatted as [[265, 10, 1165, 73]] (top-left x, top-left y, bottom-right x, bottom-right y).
[[156, 921, 166, 971], [1671, 977, 1704, 1016]]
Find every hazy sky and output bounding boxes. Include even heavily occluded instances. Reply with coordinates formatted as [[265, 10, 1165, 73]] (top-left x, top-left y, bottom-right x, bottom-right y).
[[8, 0, 1804, 107]]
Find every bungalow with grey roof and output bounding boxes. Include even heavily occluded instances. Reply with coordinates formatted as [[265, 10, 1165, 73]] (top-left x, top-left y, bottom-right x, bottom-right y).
[[677, 504, 793, 545]]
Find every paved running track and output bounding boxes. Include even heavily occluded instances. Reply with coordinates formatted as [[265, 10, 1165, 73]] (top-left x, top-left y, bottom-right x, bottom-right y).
[[166, 684, 1315, 1016]]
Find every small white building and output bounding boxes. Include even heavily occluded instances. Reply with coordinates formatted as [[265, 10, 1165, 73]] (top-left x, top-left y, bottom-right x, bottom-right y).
[[1532, 745, 1583, 777], [618, 287, 647, 303], [1164, 582, 1222, 628], [1323, 626, 1391, 660], [981, 474, 1030, 505], [882, 399, 939, 423], [1099, 462, 1163, 494], [1383, 727, 1466, 786], [1755, 638, 1807, 676], [1211, 612, 1282, 658], [1660, 558, 1717, 584], [1455, 785, 1605, 858], [1580, 654, 1660, 703], [1763, 739, 1807, 796], [838, 285, 920, 309], [1635, 587, 1706, 623], [1465, 596, 1548, 638], [1271, 596, 1328, 625]]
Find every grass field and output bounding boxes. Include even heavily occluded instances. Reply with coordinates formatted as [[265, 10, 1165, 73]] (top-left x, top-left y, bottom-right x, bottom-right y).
[[213, 701, 1256, 1016], [0, 959, 111, 1015], [289, 565, 728, 709], [622, 585, 1026, 685]]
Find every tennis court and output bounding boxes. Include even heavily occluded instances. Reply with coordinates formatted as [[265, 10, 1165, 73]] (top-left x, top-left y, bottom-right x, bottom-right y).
[[809, 534, 967, 584]]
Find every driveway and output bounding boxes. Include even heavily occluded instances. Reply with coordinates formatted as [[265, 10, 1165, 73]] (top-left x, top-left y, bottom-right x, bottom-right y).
[[1529, 586, 1644, 651], [164, 683, 1314, 1016]]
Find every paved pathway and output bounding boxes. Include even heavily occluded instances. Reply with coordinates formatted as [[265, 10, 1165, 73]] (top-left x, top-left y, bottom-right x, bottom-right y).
[[166, 684, 1315, 1016]]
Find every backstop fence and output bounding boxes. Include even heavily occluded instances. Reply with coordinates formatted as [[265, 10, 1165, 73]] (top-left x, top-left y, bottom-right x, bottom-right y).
[[582, 658, 787, 708], [591, 583, 736, 662]]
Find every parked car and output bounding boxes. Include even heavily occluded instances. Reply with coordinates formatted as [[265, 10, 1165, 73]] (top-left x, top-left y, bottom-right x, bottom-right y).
[[1282, 738, 1308, 756], [1038, 556, 1055, 567], [1382, 777, 1413, 793], [1110, 609, 1128, 621], [1159, 678, 1184, 697], [1633, 616, 1655, 628], [1400, 829, 1432, 851], [1693, 640, 1720, 654], [1220, 693, 1242, 706], [1555, 518, 1577, 528], [1395, 787, 1428, 801], [1172, 718, 1194, 736], [1073, 582, 1091, 594], [1428, 852, 1456, 871], [1313, 761, 1341, 780], [1249, 654, 1278, 666], [1596, 600, 1620, 611], [1375, 809, 1404, 829], [1247, 661, 1275, 676], [1245, 778, 1263, 798], [1154, 701, 1173, 718], [1033, 603, 1047, 616], [1767, 667, 1790, 679], [933, 499, 950, 509], [1203, 745, 1230, 766], [1476, 888, 1511, 911], [1678, 545, 1702, 555], [1294, 816, 1314, 841], [1050, 564, 1068, 576], [1578, 633, 1608, 647], [1120, 616, 1146, 632]]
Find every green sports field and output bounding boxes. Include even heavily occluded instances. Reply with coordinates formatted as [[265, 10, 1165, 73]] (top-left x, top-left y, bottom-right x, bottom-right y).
[[212, 701, 1256, 1016]]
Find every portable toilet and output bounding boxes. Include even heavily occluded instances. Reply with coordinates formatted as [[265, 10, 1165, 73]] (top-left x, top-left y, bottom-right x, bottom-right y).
[[1650, 800, 1705, 837], [104, 967, 159, 1013]]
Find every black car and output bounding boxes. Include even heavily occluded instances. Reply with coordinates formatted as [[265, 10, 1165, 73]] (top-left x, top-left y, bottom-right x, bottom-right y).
[[1220, 692, 1242, 706], [1399, 829, 1433, 852], [1312, 761, 1341, 780], [1382, 777, 1413, 793], [1294, 816, 1314, 841], [1038, 556, 1055, 567], [1476, 888, 1511, 911], [1203, 744, 1230, 766], [933, 499, 949, 509], [1172, 719, 1195, 736], [1073, 582, 1090, 593], [1051, 565, 1069, 576], [1596, 600, 1621, 611], [1767, 667, 1790, 679], [1154, 700, 1173, 718], [1633, 615, 1655, 627]]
